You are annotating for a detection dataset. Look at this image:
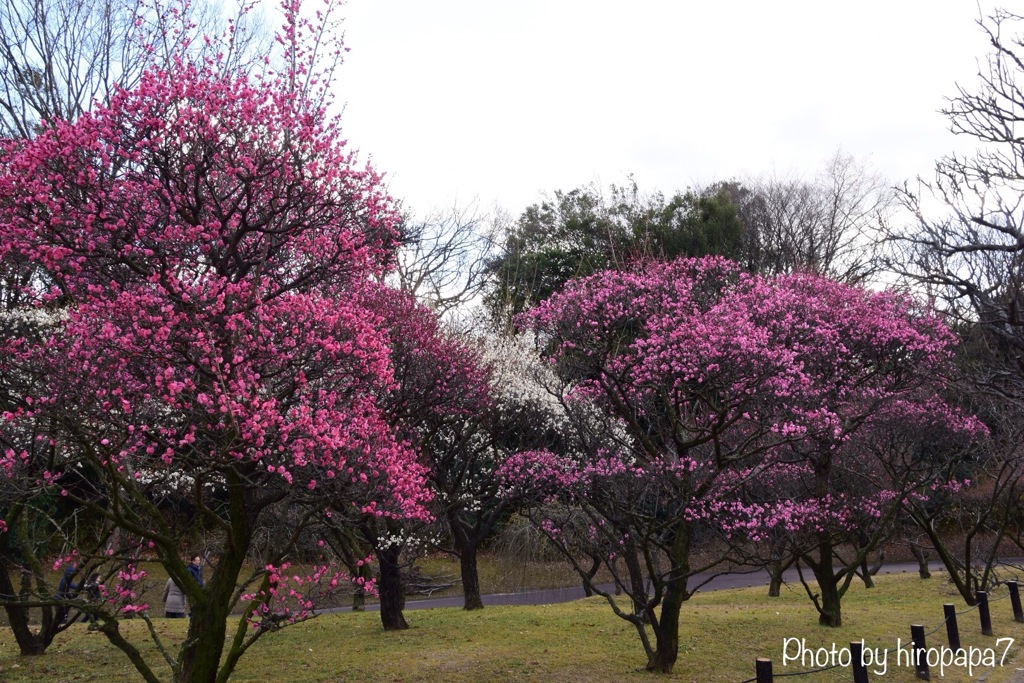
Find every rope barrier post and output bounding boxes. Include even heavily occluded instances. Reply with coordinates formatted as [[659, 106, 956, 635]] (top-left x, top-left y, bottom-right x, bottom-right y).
[[976, 590, 994, 636], [850, 641, 869, 683], [755, 657, 773, 683], [1008, 581, 1024, 623], [911, 624, 930, 681], [943, 604, 961, 653]]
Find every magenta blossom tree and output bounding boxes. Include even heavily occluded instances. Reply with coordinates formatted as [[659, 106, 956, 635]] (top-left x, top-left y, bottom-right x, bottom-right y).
[[507, 256, 975, 674], [0, 6, 432, 682], [351, 285, 493, 626], [361, 296, 565, 617], [694, 273, 985, 627]]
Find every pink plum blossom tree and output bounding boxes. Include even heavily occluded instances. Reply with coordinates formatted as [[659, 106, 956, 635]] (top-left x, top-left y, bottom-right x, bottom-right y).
[[896, 388, 1022, 605], [436, 330, 574, 608], [508, 256, 975, 673], [352, 285, 492, 626], [730, 388, 983, 625], [702, 273, 984, 627], [359, 298, 567, 619], [0, 3, 432, 681], [0, 302, 91, 656]]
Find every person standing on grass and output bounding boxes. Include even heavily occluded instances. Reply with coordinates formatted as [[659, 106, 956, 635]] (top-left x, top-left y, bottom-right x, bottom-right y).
[[84, 573, 102, 629], [185, 554, 204, 620], [163, 577, 186, 618], [187, 554, 204, 587], [55, 563, 78, 625]]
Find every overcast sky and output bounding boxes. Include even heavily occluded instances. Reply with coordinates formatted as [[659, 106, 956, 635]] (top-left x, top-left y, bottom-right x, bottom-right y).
[[335, 1, 996, 216]]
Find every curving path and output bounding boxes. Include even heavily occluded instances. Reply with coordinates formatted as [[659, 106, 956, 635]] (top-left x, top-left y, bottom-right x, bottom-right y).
[[330, 560, 947, 613]]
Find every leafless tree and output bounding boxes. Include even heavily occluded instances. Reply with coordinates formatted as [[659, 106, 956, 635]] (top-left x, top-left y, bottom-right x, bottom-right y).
[[742, 152, 896, 283], [0, 0, 267, 138], [889, 8, 1024, 403], [391, 202, 501, 322], [881, 7, 1024, 603]]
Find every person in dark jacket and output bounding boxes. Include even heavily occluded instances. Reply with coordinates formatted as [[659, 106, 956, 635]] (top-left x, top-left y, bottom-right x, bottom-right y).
[[83, 573, 102, 629], [187, 555, 204, 587], [54, 563, 78, 625]]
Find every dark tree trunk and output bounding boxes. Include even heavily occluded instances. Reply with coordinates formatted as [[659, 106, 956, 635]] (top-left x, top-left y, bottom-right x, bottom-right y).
[[176, 477, 253, 683], [645, 526, 692, 674], [448, 508, 501, 612], [911, 545, 931, 579], [815, 574, 843, 627], [856, 532, 880, 588], [767, 554, 794, 598], [458, 547, 483, 611], [377, 545, 408, 630], [0, 565, 45, 655], [806, 466, 842, 626], [352, 563, 372, 611], [0, 524, 56, 656], [583, 553, 601, 597], [646, 581, 685, 673], [448, 517, 485, 611], [808, 542, 842, 627], [858, 557, 875, 589], [179, 598, 233, 683]]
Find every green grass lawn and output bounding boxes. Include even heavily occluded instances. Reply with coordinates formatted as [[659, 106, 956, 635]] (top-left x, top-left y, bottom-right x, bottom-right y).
[[1, 572, 1022, 682]]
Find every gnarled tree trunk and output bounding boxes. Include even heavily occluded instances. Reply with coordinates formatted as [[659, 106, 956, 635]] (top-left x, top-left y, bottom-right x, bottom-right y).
[[377, 545, 408, 630]]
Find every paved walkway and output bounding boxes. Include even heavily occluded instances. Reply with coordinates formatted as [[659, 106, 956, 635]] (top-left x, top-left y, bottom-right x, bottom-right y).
[[331, 560, 947, 612]]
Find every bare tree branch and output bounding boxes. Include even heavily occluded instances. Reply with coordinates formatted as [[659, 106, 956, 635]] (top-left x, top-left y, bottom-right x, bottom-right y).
[[390, 201, 501, 321]]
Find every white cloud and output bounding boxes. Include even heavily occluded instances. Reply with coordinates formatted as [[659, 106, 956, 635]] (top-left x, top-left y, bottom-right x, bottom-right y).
[[336, 0, 995, 214]]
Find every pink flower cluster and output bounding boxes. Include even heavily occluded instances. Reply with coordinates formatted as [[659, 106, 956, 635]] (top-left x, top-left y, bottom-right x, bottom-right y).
[[506, 256, 982, 548], [242, 561, 371, 630], [0, 17, 438, 625]]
